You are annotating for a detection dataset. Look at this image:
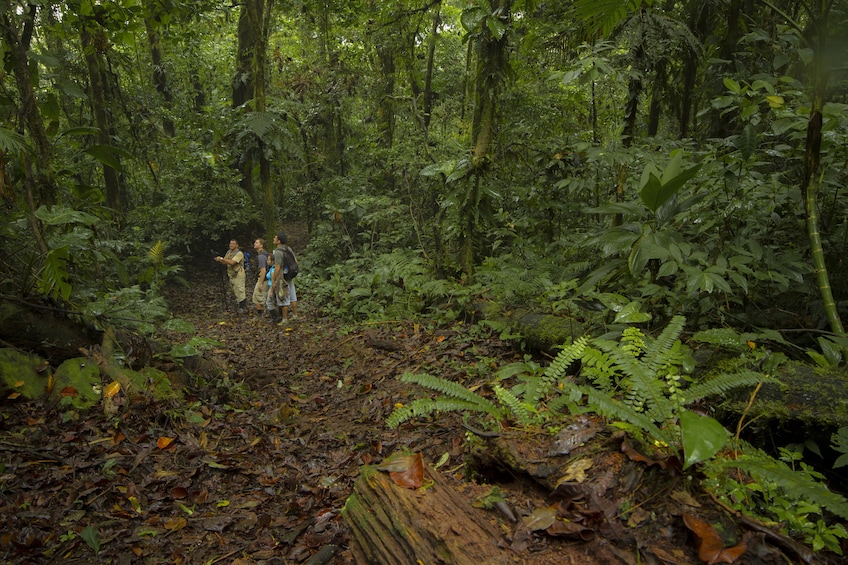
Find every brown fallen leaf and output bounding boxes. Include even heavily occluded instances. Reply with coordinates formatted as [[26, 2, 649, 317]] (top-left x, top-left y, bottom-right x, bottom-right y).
[[389, 453, 424, 489], [683, 512, 747, 564]]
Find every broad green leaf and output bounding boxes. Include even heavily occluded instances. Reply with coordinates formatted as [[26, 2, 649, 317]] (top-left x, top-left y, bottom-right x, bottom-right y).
[[39, 246, 72, 301], [486, 17, 506, 39], [613, 302, 651, 324], [723, 77, 741, 94], [83, 145, 132, 172], [736, 124, 758, 161], [680, 411, 729, 469], [35, 205, 99, 226], [81, 525, 101, 553]]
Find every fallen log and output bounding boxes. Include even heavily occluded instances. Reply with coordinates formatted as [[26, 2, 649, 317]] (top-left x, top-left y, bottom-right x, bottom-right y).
[[342, 463, 510, 564]]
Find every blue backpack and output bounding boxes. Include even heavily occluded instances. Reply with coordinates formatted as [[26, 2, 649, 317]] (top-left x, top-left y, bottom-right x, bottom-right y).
[[242, 250, 251, 276]]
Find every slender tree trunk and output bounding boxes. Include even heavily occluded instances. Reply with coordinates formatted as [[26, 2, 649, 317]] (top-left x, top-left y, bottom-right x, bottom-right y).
[[144, 4, 175, 137], [461, 0, 510, 277], [423, 3, 440, 131], [248, 0, 277, 235], [800, 11, 846, 353], [1, 8, 54, 207], [234, 1, 259, 199], [80, 25, 123, 216]]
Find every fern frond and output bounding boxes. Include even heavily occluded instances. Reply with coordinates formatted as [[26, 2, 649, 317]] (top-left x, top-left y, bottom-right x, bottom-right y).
[[398, 372, 502, 418], [714, 457, 848, 520], [683, 370, 768, 403], [600, 341, 673, 424], [544, 336, 589, 383], [386, 398, 487, 429], [494, 385, 536, 426], [580, 347, 617, 392], [148, 240, 166, 265], [583, 386, 673, 446], [642, 315, 686, 377]]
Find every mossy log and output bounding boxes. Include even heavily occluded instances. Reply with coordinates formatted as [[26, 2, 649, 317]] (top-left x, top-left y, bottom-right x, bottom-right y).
[[712, 360, 848, 449], [342, 464, 510, 565], [0, 297, 100, 363], [469, 302, 586, 353]]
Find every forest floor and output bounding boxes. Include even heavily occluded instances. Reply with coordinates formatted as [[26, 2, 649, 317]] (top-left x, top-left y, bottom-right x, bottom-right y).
[[1, 266, 843, 564]]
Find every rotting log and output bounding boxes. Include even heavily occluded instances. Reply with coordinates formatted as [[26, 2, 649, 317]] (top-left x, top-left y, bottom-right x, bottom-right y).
[[468, 302, 587, 354], [342, 463, 510, 565], [0, 297, 99, 363]]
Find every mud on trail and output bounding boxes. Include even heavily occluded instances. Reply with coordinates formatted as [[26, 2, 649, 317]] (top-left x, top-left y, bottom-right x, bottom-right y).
[[1, 269, 835, 564]]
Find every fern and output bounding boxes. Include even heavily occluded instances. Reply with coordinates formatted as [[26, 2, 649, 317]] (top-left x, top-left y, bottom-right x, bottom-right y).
[[641, 315, 686, 377], [493, 385, 536, 426], [386, 372, 505, 429], [386, 398, 492, 429], [572, 382, 672, 445], [683, 370, 767, 403], [522, 337, 588, 406], [711, 456, 848, 521], [148, 240, 166, 265]]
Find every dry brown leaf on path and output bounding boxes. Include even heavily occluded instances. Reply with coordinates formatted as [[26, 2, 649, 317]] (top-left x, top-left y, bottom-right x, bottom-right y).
[[376, 452, 425, 488], [683, 512, 747, 564]]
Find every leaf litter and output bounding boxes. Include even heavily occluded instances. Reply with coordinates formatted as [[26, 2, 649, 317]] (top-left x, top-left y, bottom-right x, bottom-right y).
[[0, 271, 836, 564]]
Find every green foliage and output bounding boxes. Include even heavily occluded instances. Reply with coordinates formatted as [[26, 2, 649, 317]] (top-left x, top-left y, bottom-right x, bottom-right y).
[[832, 427, 848, 469], [386, 371, 505, 429], [39, 246, 72, 301], [704, 446, 848, 553]]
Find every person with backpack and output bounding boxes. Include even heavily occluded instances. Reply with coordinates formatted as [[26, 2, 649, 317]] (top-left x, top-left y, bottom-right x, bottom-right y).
[[251, 237, 269, 317], [270, 232, 299, 325], [214, 238, 247, 314]]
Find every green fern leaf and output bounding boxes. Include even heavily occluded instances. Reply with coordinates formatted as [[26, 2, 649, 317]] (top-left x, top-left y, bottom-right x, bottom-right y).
[[683, 370, 768, 403], [494, 385, 536, 426], [398, 372, 503, 418], [39, 246, 72, 301], [716, 458, 848, 520], [386, 398, 487, 429], [148, 240, 166, 265], [641, 315, 686, 377]]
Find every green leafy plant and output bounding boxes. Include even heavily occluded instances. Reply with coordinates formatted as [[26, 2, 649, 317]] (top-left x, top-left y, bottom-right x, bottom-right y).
[[832, 427, 848, 469], [704, 446, 848, 554], [557, 316, 768, 468]]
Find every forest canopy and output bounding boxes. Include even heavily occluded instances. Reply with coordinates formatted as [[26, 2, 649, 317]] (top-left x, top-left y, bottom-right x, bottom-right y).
[[1, 0, 848, 357]]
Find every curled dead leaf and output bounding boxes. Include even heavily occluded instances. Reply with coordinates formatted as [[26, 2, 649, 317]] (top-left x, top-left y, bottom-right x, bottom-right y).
[[104, 381, 121, 398], [683, 512, 747, 564], [157, 436, 176, 449], [377, 452, 425, 489]]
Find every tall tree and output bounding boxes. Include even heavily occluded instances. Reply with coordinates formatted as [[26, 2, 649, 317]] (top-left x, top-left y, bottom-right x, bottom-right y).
[[143, 0, 175, 137]]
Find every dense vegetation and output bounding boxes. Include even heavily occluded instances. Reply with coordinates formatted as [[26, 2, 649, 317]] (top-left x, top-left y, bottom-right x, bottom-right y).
[[2, 0, 848, 559]]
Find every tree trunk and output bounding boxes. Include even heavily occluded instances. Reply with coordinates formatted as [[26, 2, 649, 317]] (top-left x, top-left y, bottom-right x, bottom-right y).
[[144, 5, 175, 137], [80, 25, 123, 217], [247, 0, 277, 233], [233, 1, 259, 199], [463, 0, 511, 277], [799, 7, 846, 354], [342, 463, 510, 564], [1, 8, 54, 207]]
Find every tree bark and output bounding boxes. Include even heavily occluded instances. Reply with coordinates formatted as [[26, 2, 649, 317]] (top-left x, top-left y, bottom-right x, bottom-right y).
[[1, 7, 55, 207], [80, 24, 123, 216], [342, 463, 510, 564], [144, 4, 175, 137]]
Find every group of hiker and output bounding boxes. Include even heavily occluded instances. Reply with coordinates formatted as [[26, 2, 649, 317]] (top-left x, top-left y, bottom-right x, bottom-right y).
[[213, 233, 298, 325]]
